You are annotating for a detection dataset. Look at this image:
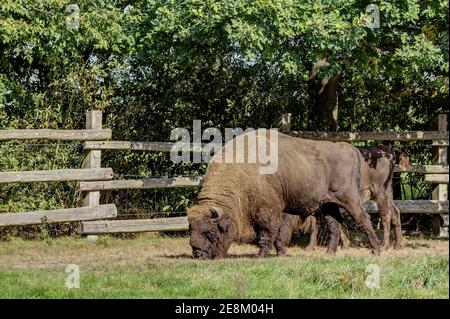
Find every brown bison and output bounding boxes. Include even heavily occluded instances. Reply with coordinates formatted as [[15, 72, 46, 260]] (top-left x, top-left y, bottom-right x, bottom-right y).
[[188, 130, 380, 259], [274, 146, 411, 253], [358, 146, 410, 249]]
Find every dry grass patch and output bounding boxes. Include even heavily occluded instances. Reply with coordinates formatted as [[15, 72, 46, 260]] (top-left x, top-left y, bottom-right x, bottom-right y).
[[0, 236, 447, 270]]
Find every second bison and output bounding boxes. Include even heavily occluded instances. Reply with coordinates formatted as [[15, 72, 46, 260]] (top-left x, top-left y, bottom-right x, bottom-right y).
[[275, 145, 411, 253]]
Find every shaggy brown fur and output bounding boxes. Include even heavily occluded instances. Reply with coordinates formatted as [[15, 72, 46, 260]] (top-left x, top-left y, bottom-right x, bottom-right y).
[[274, 145, 410, 253], [188, 131, 380, 259]]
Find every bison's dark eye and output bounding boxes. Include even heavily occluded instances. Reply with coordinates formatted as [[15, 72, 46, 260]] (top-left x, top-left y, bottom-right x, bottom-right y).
[[203, 230, 216, 241]]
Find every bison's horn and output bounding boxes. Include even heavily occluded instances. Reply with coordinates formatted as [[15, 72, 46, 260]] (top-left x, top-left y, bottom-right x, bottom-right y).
[[210, 207, 222, 219]]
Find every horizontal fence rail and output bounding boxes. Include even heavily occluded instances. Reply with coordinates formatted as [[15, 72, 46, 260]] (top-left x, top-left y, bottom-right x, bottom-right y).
[[84, 141, 173, 151], [84, 141, 203, 152], [364, 200, 448, 214], [82, 216, 188, 234], [394, 165, 449, 174], [85, 133, 449, 152], [78, 176, 203, 191], [425, 174, 449, 184], [0, 168, 113, 183], [0, 204, 117, 227], [290, 131, 449, 141], [81, 200, 449, 234], [0, 129, 111, 141], [431, 140, 449, 146]]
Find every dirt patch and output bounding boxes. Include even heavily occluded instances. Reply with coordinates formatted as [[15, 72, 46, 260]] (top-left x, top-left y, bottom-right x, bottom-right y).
[[0, 236, 447, 270]]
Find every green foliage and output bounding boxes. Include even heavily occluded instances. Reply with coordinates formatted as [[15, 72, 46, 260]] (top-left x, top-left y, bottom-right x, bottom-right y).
[[0, 0, 448, 223]]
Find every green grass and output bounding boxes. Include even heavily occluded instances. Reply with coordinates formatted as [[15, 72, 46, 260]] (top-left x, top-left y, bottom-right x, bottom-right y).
[[0, 236, 448, 298]]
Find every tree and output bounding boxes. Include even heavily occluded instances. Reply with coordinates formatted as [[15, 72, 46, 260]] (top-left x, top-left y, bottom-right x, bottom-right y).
[[0, 0, 448, 217]]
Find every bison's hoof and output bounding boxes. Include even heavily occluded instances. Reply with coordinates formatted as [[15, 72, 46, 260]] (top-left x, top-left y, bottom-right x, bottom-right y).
[[305, 245, 316, 251], [380, 243, 390, 251], [276, 250, 287, 257], [394, 242, 404, 250]]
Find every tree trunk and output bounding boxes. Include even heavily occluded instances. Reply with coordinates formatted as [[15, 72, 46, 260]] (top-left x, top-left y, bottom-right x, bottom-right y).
[[308, 58, 339, 131]]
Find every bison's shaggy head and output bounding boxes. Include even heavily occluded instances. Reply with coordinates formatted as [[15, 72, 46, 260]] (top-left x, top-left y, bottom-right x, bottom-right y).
[[188, 205, 234, 259]]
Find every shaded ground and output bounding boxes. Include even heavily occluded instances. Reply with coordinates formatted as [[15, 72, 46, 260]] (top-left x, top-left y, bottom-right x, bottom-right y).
[[0, 235, 448, 298]]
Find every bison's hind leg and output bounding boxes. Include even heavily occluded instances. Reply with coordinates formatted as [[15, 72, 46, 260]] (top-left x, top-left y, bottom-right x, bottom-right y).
[[340, 195, 381, 255]]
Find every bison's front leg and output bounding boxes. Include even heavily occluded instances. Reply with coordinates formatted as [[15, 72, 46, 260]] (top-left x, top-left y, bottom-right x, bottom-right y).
[[256, 230, 273, 257], [255, 209, 280, 258], [273, 220, 292, 256], [273, 238, 287, 256], [380, 213, 391, 251], [373, 187, 391, 250], [257, 226, 279, 258]]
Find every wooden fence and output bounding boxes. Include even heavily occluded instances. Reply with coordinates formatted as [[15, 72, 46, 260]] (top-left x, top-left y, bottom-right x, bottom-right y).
[[0, 110, 118, 226], [0, 111, 448, 238]]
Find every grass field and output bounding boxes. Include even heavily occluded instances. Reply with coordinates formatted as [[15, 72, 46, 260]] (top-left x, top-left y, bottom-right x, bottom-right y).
[[0, 235, 448, 298]]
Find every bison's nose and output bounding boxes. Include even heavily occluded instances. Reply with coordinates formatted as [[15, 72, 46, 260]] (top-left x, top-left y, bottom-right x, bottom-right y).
[[192, 249, 208, 259]]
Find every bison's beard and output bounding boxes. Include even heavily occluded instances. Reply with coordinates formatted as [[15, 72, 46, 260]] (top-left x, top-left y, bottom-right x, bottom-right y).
[[190, 232, 233, 260], [190, 231, 233, 259], [192, 246, 226, 260]]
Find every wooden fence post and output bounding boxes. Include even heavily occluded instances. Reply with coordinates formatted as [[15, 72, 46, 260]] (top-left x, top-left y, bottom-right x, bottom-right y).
[[431, 114, 448, 238], [277, 113, 292, 132], [83, 110, 103, 208]]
